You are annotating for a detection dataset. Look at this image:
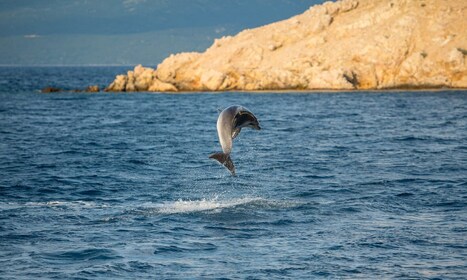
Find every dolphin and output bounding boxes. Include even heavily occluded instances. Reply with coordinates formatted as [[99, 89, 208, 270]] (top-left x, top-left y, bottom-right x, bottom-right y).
[[209, 105, 261, 175]]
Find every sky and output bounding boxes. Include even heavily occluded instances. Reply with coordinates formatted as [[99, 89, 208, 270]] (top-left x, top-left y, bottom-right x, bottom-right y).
[[0, 0, 325, 66]]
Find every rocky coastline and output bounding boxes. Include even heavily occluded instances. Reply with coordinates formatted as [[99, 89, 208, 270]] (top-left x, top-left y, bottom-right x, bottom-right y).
[[105, 0, 466, 92]]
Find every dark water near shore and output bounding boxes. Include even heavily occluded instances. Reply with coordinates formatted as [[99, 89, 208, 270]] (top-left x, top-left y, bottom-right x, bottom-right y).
[[0, 67, 466, 279]]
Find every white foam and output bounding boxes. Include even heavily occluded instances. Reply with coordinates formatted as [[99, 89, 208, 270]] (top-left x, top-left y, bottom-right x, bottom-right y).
[[0, 198, 302, 216], [22, 200, 110, 209], [0, 201, 104, 211], [156, 197, 262, 214]]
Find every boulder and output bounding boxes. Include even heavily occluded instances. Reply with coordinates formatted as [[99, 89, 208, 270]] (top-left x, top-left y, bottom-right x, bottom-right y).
[[85, 85, 100, 92], [41, 87, 61, 93]]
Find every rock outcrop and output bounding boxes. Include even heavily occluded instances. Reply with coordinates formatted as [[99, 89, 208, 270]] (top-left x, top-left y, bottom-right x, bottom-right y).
[[106, 0, 467, 92], [41, 87, 61, 93], [40, 85, 101, 93], [85, 85, 100, 92]]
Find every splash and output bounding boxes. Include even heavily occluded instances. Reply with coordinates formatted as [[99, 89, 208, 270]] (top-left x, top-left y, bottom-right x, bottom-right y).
[[157, 197, 263, 214], [152, 197, 304, 214]]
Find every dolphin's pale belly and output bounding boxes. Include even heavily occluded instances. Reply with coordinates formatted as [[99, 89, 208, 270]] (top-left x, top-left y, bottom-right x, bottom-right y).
[[216, 109, 234, 154]]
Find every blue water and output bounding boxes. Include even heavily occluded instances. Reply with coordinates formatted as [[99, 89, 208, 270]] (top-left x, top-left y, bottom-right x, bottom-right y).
[[0, 67, 466, 279]]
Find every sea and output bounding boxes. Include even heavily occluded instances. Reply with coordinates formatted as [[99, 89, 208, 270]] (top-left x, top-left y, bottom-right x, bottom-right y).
[[0, 66, 466, 279]]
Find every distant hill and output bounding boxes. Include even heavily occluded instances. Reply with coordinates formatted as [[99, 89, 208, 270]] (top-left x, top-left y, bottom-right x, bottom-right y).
[[107, 0, 467, 91]]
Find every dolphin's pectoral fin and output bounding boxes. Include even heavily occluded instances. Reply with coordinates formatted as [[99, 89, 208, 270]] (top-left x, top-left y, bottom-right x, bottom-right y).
[[232, 128, 241, 139], [209, 152, 236, 176]]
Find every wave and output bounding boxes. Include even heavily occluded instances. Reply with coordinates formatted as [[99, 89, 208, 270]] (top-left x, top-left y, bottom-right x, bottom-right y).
[[153, 242, 217, 255], [154, 197, 263, 214], [40, 248, 121, 262], [142, 197, 303, 215], [0, 200, 112, 210], [25, 200, 107, 208], [1, 197, 304, 217]]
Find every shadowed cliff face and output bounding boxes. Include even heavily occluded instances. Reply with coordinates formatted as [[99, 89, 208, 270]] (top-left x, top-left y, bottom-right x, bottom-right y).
[[107, 0, 467, 92]]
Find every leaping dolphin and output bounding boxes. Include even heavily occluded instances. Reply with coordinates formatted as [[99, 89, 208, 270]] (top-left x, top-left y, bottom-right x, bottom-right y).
[[209, 105, 261, 175]]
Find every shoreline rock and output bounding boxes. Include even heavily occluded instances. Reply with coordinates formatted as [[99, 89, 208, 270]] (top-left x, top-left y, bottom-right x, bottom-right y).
[[41, 85, 101, 93], [106, 0, 467, 92], [41, 87, 61, 93], [85, 85, 100, 92]]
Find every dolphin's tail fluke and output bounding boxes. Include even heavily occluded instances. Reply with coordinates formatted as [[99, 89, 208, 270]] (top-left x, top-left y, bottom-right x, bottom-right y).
[[209, 152, 236, 176]]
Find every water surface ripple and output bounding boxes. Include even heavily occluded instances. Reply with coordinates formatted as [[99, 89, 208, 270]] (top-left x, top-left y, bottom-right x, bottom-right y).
[[0, 67, 466, 279]]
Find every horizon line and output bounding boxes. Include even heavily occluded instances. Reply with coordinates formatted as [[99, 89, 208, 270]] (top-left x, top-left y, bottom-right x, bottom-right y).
[[0, 64, 146, 67]]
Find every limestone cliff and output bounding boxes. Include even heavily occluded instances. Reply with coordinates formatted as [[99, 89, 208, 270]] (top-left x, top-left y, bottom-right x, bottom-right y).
[[106, 0, 467, 92]]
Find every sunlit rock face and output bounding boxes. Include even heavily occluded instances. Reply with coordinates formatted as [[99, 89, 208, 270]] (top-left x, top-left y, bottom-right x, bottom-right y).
[[106, 0, 467, 92]]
